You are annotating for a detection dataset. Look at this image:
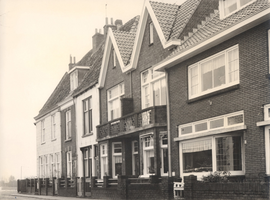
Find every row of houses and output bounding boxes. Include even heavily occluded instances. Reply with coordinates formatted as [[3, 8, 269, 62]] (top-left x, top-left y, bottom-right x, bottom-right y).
[[33, 0, 270, 199]]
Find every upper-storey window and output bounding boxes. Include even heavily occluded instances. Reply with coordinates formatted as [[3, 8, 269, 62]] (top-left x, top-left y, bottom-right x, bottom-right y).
[[107, 83, 124, 121], [41, 120, 45, 143], [51, 114, 56, 140], [65, 110, 71, 140], [83, 97, 92, 135], [141, 67, 166, 109], [188, 45, 239, 99], [70, 70, 78, 91], [219, 0, 255, 19], [149, 22, 154, 45]]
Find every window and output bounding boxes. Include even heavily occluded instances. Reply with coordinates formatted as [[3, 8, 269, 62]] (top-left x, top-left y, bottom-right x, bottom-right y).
[[188, 45, 239, 99], [66, 110, 71, 140], [84, 149, 89, 177], [141, 67, 166, 109], [219, 0, 255, 18], [132, 141, 139, 176], [113, 49, 116, 67], [160, 134, 168, 176], [107, 83, 124, 121], [50, 154, 54, 178], [41, 120, 45, 143], [180, 134, 244, 178], [51, 114, 56, 140], [83, 97, 92, 135], [268, 30, 270, 73], [112, 142, 122, 178], [40, 157, 44, 178], [55, 153, 61, 178], [70, 70, 78, 91], [178, 111, 244, 136], [45, 155, 48, 178], [265, 126, 270, 175], [149, 22, 154, 44], [100, 143, 108, 178], [67, 151, 72, 178], [141, 134, 154, 176]]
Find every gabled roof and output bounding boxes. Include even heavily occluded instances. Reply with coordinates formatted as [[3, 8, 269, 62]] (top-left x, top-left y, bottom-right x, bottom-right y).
[[35, 72, 71, 120], [154, 0, 270, 71]]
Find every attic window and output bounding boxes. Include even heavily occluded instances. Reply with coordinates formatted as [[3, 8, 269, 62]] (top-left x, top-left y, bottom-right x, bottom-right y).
[[149, 22, 154, 45], [113, 49, 116, 68], [70, 70, 78, 90], [219, 0, 255, 19]]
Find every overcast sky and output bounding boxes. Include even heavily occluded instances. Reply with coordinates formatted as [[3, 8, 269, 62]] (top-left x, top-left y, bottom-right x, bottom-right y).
[[0, 0, 185, 181]]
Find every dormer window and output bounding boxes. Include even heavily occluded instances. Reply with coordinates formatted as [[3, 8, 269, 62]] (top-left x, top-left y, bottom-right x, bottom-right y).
[[149, 22, 154, 45], [219, 0, 255, 19], [70, 70, 78, 91]]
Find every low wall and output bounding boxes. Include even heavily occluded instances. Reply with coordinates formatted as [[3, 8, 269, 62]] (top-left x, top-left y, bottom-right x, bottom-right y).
[[184, 175, 270, 200]]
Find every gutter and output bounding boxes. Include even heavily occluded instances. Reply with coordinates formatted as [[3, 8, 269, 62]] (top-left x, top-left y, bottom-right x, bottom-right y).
[[165, 70, 172, 177]]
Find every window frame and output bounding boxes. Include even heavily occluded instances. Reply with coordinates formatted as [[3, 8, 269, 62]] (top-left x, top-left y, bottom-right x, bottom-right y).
[[265, 126, 270, 175], [107, 83, 125, 121], [268, 30, 270, 74], [112, 142, 122, 178], [84, 149, 89, 177], [50, 154, 54, 178], [67, 151, 72, 178], [45, 155, 48, 178], [160, 134, 168, 176], [51, 114, 56, 140], [100, 143, 108, 178], [41, 120, 45, 144], [55, 153, 61, 178], [40, 156, 44, 178], [141, 133, 155, 177], [188, 45, 239, 99], [132, 141, 139, 176], [113, 48, 116, 68], [141, 67, 166, 109], [65, 110, 71, 140], [83, 97, 93, 135], [179, 133, 245, 179], [219, 0, 256, 19], [70, 70, 78, 91]]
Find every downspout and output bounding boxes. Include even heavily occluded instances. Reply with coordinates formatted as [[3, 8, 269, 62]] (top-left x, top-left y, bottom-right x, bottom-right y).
[[165, 69, 172, 177]]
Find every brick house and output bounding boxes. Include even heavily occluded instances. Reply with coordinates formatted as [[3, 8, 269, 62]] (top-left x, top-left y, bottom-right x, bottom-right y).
[[154, 0, 270, 181]]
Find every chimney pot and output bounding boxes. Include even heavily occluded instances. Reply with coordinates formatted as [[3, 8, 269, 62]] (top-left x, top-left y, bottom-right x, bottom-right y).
[[73, 57, 76, 64], [95, 28, 98, 33]]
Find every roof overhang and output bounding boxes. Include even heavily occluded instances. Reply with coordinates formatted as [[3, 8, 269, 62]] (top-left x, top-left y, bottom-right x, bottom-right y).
[[68, 66, 90, 74], [154, 7, 270, 71]]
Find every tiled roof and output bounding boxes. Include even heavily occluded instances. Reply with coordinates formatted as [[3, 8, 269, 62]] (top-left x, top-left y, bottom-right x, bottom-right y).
[[35, 72, 70, 119], [76, 49, 93, 66], [149, 1, 179, 40], [73, 42, 104, 96], [113, 30, 136, 65], [119, 15, 140, 33], [168, 0, 270, 58]]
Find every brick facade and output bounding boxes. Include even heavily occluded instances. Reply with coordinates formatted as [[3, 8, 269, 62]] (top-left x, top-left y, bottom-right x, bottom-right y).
[[167, 21, 270, 177]]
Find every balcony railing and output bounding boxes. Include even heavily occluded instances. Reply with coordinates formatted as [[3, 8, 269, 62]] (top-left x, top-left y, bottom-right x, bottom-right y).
[[97, 106, 167, 140]]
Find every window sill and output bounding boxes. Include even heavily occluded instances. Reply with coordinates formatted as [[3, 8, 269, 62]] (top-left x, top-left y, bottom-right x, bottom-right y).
[[82, 132, 93, 138], [187, 84, 240, 104], [51, 138, 57, 142], [65, 138, 72, 143], [41, 142, 46, 145]]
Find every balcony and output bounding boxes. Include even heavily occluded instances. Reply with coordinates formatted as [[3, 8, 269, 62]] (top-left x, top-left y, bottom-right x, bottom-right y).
[[97, 106, 167, 141]]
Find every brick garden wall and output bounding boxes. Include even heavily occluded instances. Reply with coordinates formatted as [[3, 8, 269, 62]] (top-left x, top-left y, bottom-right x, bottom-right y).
[[168, 21, 270, 177]]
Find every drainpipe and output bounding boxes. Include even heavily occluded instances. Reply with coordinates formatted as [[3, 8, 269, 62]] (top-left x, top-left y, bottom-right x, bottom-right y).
[[165, 70, 172, 177]]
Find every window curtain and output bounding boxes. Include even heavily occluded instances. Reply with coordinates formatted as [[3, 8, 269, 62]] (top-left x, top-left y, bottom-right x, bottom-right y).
[[183, 139, 212, 153]]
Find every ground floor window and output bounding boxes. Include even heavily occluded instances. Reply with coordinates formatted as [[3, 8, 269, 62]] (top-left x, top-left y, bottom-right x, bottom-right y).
[[50, 154, 54, 178], [132, 141, 139, 176], [112, 142, 122, 178], [55, 153, 61, 178], [100, 143, 108, 178], [84, 149, 89, 177], [67, 151, 72, 178], [266, 126, 270, 175], [180, 133, 244, 178], [160, 134, 168, 176], [40, 157, 44, 178], [141, 134, 154, 176]]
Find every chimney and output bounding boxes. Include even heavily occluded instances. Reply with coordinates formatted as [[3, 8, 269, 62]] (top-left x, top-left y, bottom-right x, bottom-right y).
[[103, 17, 117, 39], [69, 55, 74, 70], [92, 29, 104, 52], [115, 19, 123, 30]]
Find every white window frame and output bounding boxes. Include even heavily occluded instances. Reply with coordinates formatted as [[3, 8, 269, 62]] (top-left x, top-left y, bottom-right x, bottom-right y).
[[132, 141, 138, 175], [100, 143, 108, 178], [40, 156, 44, 178], [51, 114, 56, 140], [67, 151, 72, 178], [45, 155, 48, 178], [160, 134, 168, 176], [219, 0, 256, 19], [149, 22, 154, 44], [41, 120, 45, 144], [188, 45, 239, 99], [268, 30, 270, 73], [83, 97, 92, 135], [113, 49, 116, 67], [178, 111, 244, 137], [50, 154, 54, 178], [141, 133, 155, 177], [179, 133, 245, 180], [107, 83, 124, 121], [265, 126, 270, 175], [84, 149, 89, 177], [55, 153, 61, 178], [66, 110, 71, 140], [70, 70, 78, 91], [112, 142, 122, 178], [141, 67, 166, 109]]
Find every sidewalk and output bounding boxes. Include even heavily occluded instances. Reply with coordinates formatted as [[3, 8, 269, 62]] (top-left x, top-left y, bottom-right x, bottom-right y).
[[10, 193, 102, 200]]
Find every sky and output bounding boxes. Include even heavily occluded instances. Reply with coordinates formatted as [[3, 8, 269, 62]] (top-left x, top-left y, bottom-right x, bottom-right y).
[[0, 0, 185, 181]]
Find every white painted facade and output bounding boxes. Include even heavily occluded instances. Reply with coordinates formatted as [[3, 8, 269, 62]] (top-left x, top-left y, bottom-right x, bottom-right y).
[[75, 85, 100, 177], [36, 110, 62, 178]]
